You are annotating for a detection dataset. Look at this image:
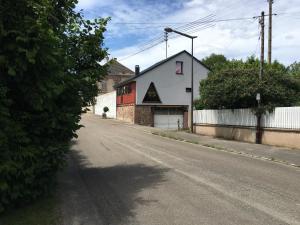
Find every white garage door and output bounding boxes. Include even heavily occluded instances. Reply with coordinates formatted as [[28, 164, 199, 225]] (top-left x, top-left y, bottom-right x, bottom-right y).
[[154, 108, 184, 129]]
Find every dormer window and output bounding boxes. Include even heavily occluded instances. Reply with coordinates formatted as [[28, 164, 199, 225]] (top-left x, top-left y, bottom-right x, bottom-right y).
[[176, 61, 183, 74]]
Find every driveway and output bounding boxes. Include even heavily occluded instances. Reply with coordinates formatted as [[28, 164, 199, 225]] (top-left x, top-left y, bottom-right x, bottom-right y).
[[59, 114, 300, 225]]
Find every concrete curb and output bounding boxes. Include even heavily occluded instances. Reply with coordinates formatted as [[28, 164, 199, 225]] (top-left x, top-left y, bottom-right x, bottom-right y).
[[150, 131, 300, 169]]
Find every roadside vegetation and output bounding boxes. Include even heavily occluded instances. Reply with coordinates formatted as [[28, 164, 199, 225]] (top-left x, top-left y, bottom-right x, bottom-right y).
[[0, 0, 108, 215], [0, 193, 61, 225], [195, 54, 300, 112]]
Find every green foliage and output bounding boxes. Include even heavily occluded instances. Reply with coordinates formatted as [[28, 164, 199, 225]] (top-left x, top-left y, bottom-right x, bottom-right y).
[[288, 61, 300, 79], [0, 193, 61, 225], [193, 99, 205, 110], [200, 57, 300, 112], [202, 53, 228, 71], [0, 0, 108, 211], [287, 62, 300, 104], [103, 106, 109, 113]]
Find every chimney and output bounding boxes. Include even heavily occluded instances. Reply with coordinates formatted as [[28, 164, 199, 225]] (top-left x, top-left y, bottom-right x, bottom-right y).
[[135, 65, 140, 75]]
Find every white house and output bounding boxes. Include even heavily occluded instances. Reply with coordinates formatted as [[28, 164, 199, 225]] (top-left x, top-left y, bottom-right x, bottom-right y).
[[115, 50, 210, 129]]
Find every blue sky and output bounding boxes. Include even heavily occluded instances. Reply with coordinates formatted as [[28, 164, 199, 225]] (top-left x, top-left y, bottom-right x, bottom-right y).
[[77, 0, 300, 70]]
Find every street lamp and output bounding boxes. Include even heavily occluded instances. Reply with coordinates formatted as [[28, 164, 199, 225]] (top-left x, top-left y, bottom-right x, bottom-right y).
[[164, 27, 197, 133]]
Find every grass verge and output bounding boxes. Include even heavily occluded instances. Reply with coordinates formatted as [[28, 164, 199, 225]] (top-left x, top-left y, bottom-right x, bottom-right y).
[[0, 193, 61, 225]]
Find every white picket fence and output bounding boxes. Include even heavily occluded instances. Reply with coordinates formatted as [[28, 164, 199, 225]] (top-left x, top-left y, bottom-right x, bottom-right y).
[[193, 107, 300, 129]]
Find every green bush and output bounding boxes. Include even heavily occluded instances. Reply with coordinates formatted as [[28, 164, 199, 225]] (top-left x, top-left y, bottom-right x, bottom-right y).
[[199, 57, 300, 112], [0, 0, 108, 212], [103, 106, 109, 113]]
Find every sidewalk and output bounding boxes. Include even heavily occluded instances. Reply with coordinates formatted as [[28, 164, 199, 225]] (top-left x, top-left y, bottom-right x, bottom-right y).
[[101, 117, 300, 168], [149, 129, 300, 168]]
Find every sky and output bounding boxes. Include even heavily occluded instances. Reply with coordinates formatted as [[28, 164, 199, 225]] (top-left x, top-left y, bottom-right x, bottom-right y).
[[76, 0, 300, 70]]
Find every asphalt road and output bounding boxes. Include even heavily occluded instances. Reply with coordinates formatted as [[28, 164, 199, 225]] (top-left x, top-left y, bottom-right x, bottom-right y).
[[59, 114, 300, 225]]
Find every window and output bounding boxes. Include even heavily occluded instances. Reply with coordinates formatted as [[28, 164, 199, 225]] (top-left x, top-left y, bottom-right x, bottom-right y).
[[124, 85, 132, 94], [117, 87, 123, 96], [186, 88, 191, 93], [176, 61, 183, 74], [142, 82, 161, 103], [100, 80, 107, 93], [117, 84, 131, 96]]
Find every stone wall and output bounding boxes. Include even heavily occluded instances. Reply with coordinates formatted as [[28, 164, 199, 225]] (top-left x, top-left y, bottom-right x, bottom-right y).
[[183, 111, 189, 129], [194, 124, 300, 149], [135, 106, 153, 126], [116, 105, 135, 123]]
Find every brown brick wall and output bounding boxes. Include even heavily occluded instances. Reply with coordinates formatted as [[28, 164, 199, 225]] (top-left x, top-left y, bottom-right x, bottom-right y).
[[116, 105, 135, 123], [134, 106, 153, 126], [183, 111, 189, 129]]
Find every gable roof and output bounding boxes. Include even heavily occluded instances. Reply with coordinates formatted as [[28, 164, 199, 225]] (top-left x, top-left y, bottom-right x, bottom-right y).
[[114, 50, 210, 88], [107, 60, 134, 76]]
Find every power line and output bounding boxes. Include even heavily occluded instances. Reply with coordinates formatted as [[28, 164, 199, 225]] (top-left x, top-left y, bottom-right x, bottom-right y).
[[110, 16, 253, 26], [252, 18, 261, 56], [118, 39, 165, 61], [118, 14, 216, 61], [117, 14, 272, 62]]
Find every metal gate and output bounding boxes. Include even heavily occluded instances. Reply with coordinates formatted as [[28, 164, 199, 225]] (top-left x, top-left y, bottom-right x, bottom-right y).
[[154, 108, 184, 129]]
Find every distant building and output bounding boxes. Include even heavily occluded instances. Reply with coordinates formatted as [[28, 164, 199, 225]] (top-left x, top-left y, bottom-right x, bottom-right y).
[[99, 60, 134, 94], [93, 60, 134, 116]]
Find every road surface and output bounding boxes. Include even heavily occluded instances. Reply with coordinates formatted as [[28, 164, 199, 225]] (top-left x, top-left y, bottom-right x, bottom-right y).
[[59, 114, 300, 225]]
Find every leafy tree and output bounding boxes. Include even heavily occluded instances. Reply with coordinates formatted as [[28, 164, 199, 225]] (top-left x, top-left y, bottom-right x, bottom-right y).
[[0, 0, 108, 211], [287, 62, 300, 104], [288, 61, 300, 79], [199, 57, 300, 111], [202, 53, 228, 71]]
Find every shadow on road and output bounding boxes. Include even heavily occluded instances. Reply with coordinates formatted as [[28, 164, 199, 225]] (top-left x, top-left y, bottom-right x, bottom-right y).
[[59, 144, 169, 225]]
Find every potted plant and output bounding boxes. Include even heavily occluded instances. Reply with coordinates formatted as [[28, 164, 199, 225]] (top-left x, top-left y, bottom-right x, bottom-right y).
[[102, 106, 109, 118]]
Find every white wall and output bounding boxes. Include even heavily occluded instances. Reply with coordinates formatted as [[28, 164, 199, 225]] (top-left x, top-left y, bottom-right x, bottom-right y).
[[136, 51, 209, 110], [95, 91, 116, 118]]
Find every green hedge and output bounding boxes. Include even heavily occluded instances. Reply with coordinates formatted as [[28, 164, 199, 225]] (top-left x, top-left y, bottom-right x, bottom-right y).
[[0, 0, 108, 211]]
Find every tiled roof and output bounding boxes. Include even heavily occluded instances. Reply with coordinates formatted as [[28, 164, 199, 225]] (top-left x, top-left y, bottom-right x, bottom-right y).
[[107, 60, 134, 76], [114, 50, 210, 88]]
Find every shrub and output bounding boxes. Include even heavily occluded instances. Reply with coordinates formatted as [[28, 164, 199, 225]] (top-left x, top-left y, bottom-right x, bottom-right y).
[[103, 106, 109, 113], [0, 0, 108, 211]]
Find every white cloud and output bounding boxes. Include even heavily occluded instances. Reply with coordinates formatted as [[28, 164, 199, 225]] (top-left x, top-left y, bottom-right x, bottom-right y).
[[76, 0, 112, 10], [77, 0, 300, 69]]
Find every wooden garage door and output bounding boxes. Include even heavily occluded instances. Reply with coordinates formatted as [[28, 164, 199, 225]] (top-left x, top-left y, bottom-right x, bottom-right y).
[[154, 108, 184, 129]]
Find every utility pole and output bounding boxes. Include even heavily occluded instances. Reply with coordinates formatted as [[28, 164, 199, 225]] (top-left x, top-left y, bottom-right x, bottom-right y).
[[268, 0, 273, 64], [260, 11, 265, 80], [253, 11, 265, 144], [164, 31, 168, 59], [164, 27, 197, 132]]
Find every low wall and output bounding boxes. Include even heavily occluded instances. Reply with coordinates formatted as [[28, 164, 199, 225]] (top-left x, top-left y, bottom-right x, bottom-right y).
[[95, 91, 116, 118], [116, 105, 135, 123], [194, 124, 300, 149]]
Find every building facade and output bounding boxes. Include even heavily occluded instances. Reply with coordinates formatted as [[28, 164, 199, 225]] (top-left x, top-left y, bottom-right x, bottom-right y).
[[93, 60, 134, 117], [99, 60, 134, 94], [115, 51, 210, 129]]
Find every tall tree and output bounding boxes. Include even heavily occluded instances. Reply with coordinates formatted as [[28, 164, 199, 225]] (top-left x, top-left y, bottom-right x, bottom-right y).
[[202, 53, 228, 71], [199, 57, 300, 111], [0, 0, 108, 211], [288, 62, 300, 79]]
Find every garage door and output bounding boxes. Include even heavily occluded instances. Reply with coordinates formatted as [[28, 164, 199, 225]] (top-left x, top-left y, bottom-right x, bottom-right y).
[[154, 108, 184, 129]]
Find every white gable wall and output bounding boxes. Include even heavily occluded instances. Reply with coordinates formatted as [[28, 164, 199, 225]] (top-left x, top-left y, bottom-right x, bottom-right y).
[[136, 52, 209, 109]]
